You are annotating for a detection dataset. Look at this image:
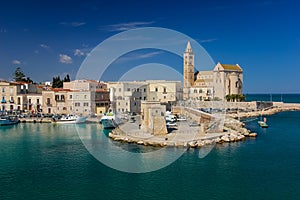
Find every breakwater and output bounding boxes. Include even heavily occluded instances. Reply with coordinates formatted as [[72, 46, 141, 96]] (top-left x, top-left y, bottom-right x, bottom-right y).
[[109, 117, 257, 148]]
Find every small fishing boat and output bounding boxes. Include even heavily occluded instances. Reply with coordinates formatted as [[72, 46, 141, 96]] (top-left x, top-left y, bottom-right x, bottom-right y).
[[258, 117, 268, 128], [0, 116, 19, 126]]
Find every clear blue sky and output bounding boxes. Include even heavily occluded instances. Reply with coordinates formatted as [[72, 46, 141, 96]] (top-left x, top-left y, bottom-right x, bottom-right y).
[[0, 0, 299, 93]]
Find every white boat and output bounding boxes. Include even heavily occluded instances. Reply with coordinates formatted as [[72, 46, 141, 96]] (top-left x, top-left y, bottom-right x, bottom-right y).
[[53, 115, 87, 124], [0, 116, 19, 126], [100, 112, 122, 129]]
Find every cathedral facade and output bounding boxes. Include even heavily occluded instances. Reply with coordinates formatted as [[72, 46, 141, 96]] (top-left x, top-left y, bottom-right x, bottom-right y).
[[183, 41, 243, 101]]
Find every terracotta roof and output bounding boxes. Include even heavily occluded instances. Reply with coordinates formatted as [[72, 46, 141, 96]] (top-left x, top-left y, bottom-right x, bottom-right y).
[[221, 64, 242, 71]]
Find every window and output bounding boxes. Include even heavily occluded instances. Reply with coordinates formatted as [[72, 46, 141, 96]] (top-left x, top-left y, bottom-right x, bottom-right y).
[[37, 99, 39, 104], [163, 87, 167, 93], [29, 99, 31, 104], [84, 95, 87, 99], [164, 96, 166, 99], [199, 89, 203, 93], [2, 88, 5, 93], [194, 89, 197, 93], [84, 103, 89, 107], [69, 95, 72, 99], [144, 88, 146, 92], [75, 103, 80, 107], [137, 88, 139, 92], [55, 95, 59, 100], [127, 88, 130, 91], [144, 96, 146, 100], [119, 88, 121, 92], [61, 95, 65, 101], [155, 87, 158, 92]]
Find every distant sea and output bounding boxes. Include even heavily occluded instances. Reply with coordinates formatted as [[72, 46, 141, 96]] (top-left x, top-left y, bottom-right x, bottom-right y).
[[245, 93, 300, 103], [0, 95, 300, 200]]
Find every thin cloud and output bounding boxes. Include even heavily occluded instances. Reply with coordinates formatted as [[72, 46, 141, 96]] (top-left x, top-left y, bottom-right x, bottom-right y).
[[199, 38, 218, 43], [115, 51, 162, 63], [40, 44, 50, 49], [59, 54, 72, 64], [101, 21, 155, 32], [12, 60, 21, 65], [60, 22, 86, 27], [74, 49, 85, 57], [138, 51, 162, 58]]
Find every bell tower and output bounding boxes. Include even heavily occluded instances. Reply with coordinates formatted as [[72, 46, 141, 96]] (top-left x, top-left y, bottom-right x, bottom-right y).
[[183, 41, 194, 99]]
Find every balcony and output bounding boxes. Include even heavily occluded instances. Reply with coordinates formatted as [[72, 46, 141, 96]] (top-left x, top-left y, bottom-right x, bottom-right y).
[[9, 100, 14, 103], [56, 99, 65, 102], [46, 103, 52, 107], [1, 99, 6, 103]]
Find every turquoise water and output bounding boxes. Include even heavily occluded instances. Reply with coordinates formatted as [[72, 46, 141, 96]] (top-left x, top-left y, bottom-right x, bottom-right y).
[[245, 93, 300, 103], [1, 111, 300, 200]]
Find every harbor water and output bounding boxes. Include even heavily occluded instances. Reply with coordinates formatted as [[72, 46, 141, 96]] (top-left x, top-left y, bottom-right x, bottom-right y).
[[1, 95, 300, 200]]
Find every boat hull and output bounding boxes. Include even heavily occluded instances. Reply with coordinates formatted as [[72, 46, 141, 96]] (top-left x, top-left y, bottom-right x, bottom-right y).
[[53, 116, 87, 124], [101, 118, 118, 129], [0, 118, 18, 126], [258, 121, 268, 128]]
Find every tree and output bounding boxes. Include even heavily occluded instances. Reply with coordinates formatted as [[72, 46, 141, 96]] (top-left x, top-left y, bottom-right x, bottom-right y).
[[63, 74, 70, 82], [14, 67, 26, 82], [52, 76, 63, 88], [13, 67, 33, 83], [52, 74, 71, 88]]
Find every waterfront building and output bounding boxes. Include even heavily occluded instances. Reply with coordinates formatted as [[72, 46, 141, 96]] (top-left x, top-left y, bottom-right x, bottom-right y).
[[146, 80, 182, 103], [183, 41, 243, 101], [42, 88, 69, 114], [107, 80, 183, 114], [107, 81, 148, 114], [0, 81, 18, 111], [64, 80, 110, 116], [0, 81, 42, 112]]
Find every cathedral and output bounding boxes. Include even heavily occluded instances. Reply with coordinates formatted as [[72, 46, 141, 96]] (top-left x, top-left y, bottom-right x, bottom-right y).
[[183, 41, 243, 101]]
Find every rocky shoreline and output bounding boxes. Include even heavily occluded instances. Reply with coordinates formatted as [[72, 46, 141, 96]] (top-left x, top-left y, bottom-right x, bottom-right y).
[[108, 117, 258, 149]]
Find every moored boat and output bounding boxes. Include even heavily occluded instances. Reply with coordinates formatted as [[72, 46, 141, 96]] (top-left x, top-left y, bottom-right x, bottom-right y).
[[100, 112, 122, 129], [0, 116, 19, 126], [52, 115, 87, 124], [258, 117, 268, 128]]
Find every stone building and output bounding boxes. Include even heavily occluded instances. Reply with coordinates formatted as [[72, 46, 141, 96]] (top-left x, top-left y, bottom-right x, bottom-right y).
[[107, 81, 148, 114], [108, 80, 182, 114], [183, 41, 243, 101], [141, 101, 167, 135], [0, 81, 42, 113]]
